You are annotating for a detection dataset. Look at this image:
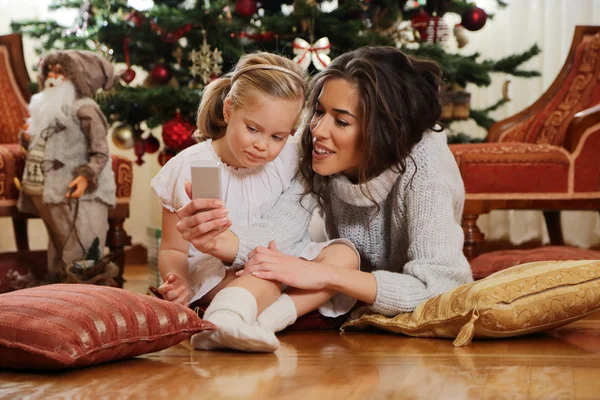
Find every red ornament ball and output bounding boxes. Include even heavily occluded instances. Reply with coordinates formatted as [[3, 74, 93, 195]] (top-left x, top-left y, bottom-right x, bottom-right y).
[[121, 68, 136, 84], [235, 0, 257, 17], [151, 63, 172, 85], [162, 111, 196, 152], [461, 6, 487, 31], [144, 134, 160, 154]]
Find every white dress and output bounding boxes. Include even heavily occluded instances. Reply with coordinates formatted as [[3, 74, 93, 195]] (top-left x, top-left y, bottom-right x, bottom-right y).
[[151, 139, 357, 317]]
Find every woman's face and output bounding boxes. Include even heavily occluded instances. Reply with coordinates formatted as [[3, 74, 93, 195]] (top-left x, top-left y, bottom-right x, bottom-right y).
[[310, 78, 362, 179]]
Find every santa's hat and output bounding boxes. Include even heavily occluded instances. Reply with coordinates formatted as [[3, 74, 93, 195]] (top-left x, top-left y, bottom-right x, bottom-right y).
[[37, 50, 116, 98]]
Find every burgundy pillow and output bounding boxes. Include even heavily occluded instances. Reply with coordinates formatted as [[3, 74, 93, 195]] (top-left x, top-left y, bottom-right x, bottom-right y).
[[0, 284, 215, 370], [470, 246, 600, 280]]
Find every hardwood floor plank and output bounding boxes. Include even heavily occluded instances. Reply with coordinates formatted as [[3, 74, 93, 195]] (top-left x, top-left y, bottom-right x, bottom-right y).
[[573, 367, 600, 400], [483, 366, 531, 400], [437, 364, 490, 400], [529, 366, 575, 400]]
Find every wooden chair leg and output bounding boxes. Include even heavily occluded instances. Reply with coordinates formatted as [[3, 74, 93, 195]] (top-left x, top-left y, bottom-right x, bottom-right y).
[[462, 214, 484, 260], [543, 211, 564, 246], [12, 216, 29, 251], [106, 218, 131, 288]]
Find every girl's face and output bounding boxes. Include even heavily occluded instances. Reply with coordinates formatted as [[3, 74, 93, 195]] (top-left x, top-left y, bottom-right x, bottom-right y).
[[222, 91, 302, 168], [310, 79, 362, 179]]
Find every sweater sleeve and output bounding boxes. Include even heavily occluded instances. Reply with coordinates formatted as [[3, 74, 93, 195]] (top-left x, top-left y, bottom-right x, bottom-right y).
[[370, 177, 473, 316], [230, 175, 317, 267], [76, 103, 110, 193]]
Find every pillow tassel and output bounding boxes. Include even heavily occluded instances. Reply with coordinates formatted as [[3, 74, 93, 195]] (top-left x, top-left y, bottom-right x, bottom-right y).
[[452, 309, 480, 347]]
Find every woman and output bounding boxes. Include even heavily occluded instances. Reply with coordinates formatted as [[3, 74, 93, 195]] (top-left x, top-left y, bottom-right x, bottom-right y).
[[176, 46, 473, 349]]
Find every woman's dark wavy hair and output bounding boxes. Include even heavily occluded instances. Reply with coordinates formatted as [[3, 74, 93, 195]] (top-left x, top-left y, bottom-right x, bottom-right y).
[[299, 46, 443, 212]]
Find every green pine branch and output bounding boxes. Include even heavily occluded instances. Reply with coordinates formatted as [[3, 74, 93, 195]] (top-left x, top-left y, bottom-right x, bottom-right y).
[[11, 19, 95, 54], [48, 0, 89, 10], [481, 98, 508, 113], [491, 44, 541, 77], [446, 0, 507, 19], [445, 97, 508, 140], [469, 98, 508, 130], [98, 85, 201, 128], [470, 109, 497, 130], [404, 44, 541, 87], [148, 5, 208, 30], [153, 0, 189, 7]]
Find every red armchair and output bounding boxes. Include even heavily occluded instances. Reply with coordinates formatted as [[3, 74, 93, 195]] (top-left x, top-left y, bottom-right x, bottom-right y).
[[0, 33, 133, 290], [450, 25, 600, 259]]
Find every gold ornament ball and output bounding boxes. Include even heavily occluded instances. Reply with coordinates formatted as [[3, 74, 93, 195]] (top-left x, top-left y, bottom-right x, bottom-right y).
[[111, 123, 135, 150]]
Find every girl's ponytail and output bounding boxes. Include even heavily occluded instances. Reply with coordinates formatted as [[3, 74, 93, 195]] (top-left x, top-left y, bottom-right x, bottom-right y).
[[194, 77, 232, 141]]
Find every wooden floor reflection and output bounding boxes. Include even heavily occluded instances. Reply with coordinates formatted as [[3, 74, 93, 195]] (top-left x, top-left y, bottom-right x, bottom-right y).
[[2, 266, 600, 399]]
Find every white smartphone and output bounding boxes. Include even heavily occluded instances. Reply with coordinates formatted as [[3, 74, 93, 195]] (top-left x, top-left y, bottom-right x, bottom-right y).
[[191, 160, 222, 200]]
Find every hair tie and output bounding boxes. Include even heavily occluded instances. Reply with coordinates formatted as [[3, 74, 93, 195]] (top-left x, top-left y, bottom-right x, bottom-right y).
[[231, 64, 305, 86]]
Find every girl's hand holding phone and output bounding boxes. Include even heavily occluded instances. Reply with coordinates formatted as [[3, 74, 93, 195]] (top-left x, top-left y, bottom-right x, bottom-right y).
[[175, 182, 231, 254]]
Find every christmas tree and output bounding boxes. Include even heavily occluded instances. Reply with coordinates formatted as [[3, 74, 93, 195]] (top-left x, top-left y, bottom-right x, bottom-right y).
[[12, 0, 540, 164]]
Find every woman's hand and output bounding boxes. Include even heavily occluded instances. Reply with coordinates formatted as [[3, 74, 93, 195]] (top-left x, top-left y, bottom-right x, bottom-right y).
[[236, 241, 334, 290], [158, 273, 190, 305], [176, 182, 231, 254]]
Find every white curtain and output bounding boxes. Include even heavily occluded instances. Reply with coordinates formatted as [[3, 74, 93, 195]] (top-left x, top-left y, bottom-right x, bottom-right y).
[[1, 0, 599, 252]]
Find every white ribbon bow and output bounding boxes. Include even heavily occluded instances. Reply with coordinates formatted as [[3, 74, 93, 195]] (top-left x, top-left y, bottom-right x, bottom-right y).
[[292, 37, 331, 71]]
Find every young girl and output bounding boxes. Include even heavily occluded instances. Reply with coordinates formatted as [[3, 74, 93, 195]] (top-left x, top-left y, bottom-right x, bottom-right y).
[[151, 52, 359, 353], [176, 46, 473, 333]]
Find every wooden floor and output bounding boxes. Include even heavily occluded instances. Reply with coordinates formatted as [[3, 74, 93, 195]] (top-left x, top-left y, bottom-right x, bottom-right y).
[[2, 265, 600, 399]]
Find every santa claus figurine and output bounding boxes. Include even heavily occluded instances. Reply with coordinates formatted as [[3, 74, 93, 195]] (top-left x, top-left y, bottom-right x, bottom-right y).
[[18, 50, 118, 284]]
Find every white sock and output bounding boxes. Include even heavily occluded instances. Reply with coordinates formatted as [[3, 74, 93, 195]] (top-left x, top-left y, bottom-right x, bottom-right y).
[[257, 293, 297, 333], [191, 287, 280, 353]]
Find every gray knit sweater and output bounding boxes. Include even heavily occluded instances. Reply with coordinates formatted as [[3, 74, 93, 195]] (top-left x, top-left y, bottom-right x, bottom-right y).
[[231, 132, 473, 316]]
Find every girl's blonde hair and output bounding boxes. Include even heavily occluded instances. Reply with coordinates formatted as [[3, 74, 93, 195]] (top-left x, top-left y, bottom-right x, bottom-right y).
[[195, 52, 307, 141]]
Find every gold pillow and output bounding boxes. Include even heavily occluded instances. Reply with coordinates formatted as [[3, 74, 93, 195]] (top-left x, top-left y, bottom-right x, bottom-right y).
[[341, 260, 600, 346]]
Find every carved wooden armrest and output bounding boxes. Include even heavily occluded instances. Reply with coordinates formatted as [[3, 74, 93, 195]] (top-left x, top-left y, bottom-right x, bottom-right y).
[[565, 104, 600, 153]]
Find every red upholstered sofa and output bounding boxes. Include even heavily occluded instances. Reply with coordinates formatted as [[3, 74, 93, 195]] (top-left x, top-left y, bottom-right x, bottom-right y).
[[450, 26, 600, 259], [0, 34, 133, 291]]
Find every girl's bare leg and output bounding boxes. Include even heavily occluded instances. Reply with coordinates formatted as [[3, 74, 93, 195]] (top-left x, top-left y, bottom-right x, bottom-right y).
[[257, 243, 359, 332]]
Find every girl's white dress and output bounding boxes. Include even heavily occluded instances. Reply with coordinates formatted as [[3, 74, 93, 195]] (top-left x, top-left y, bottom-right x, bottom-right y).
[[151, 139, 357, 317]]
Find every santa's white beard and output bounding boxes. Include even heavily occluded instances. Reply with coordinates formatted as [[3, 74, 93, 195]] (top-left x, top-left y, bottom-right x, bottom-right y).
[[27, 79, 77, 137]]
